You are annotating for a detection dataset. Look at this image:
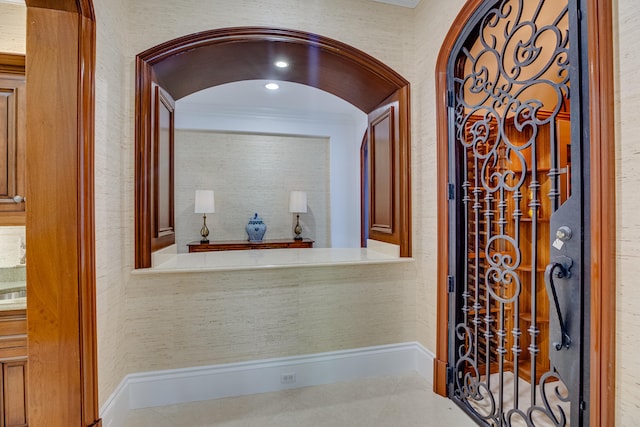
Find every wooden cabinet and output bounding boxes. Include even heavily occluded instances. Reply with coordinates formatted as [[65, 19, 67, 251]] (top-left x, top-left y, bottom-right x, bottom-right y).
[[187, 239, 314, 252], [0, 54, 26, 226], [0, 310, 27, 427]]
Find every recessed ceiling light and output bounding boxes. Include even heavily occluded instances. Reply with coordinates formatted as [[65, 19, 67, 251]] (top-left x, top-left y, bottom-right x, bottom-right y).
[[265, 83, 280, 90], [275, 61, 289, 68]]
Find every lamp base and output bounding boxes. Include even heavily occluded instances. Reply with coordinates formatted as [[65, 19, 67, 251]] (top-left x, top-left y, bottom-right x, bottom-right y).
[[293, 214, 303, 240], [200, 214, 210, 244]]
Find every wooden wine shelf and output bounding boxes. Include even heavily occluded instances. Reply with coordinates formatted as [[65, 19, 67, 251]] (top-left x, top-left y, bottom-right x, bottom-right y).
[[458, 112, 571, 387], [517, 217, 550, 223], [515, 265, 546, 273], [520, 312, 549, 324]]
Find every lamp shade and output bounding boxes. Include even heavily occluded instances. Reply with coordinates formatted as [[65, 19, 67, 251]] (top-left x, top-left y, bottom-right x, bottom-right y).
[[289, 191, 307, 213], [194, 190, 215, 213]]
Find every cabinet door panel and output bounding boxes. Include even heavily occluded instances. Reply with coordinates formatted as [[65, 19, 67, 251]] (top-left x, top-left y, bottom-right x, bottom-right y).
[[0, 74, 26, 222], [362, 86, 411, 257], [3, 360, 28, 427], [0, 91, 9, 196]]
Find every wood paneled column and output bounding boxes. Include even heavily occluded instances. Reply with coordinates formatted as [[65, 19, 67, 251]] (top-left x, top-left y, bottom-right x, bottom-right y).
[[25, 2, 99, 426]]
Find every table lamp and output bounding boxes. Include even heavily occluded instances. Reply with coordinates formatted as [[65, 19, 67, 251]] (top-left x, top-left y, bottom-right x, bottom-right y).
[[194, 190, 215, 243], [289, 191, 307, 240]]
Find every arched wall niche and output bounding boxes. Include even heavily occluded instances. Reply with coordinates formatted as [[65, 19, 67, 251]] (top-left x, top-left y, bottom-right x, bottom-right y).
[[135, 27, 412, 268]]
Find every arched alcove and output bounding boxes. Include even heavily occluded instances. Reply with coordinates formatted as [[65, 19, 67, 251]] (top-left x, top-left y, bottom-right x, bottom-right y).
[[135, 27, 412, 268]]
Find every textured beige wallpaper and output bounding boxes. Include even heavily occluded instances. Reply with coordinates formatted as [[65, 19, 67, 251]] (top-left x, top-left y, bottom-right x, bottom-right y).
[[93, 0, 131, 407], [614, 0, 640, 423], [412, 0, 467, 355], [126, 0, 415, 79], [174, 131, 330, 250], [126, 264, 416, 373], [0, 3, 25, 54]]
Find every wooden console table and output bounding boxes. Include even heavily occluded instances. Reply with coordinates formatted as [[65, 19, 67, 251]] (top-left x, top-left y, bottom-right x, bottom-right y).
[[187, 238, 314, 252]]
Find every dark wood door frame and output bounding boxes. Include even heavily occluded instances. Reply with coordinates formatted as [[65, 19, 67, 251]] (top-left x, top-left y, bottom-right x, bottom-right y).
[[25, 1, 100, 426], [433, 1, 615, 426]]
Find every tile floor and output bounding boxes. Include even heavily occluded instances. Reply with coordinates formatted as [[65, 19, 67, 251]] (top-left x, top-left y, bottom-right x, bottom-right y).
[[122, 373, 478, 426]]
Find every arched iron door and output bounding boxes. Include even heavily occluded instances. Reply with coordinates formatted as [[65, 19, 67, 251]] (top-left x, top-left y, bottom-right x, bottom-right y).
[[446, 1, 590, 426]]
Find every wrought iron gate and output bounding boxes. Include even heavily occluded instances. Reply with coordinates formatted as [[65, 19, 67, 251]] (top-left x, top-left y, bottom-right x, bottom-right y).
[[446, 1, 590, 426]]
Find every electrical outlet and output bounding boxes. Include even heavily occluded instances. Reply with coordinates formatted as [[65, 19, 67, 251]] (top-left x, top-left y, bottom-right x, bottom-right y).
[[280, 372, 296, 384]]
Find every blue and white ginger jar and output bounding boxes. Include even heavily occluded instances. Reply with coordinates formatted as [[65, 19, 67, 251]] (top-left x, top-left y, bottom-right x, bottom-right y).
[[246, 213, 267, 242]]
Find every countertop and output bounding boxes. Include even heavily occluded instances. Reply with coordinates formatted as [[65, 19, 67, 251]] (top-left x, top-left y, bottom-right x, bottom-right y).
[[0, 280, 26, 311], [134, 247, 414, 274]]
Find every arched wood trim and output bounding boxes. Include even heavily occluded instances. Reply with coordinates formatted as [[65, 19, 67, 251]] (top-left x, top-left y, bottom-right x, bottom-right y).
[[433, 1, 615, 426], [135, 27, 412, 268], [137, 27, 409, 110], [25, 0, 99, 425]]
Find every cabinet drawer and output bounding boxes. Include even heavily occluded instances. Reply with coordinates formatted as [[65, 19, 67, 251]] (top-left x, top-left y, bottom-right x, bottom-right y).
[[0, 311, 26, 337], [0, 335, 27, 360]]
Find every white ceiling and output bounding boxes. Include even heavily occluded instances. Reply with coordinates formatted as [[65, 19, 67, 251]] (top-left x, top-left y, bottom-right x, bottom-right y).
[[177, 80, 363, 120], [0, 0, 24, 4], [372, 0, 421, 7]]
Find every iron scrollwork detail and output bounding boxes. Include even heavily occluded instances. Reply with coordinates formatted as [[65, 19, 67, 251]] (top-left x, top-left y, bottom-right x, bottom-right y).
[[450, 0, 572, 425]]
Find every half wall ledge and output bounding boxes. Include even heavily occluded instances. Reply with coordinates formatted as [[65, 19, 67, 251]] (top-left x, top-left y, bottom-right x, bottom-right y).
[[131, 243, 413, 275]]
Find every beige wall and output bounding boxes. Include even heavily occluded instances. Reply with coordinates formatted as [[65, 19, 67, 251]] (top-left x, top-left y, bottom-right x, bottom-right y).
[[93, 0, 131, 407], [613, 0, 640, 424], [0, 3, 25, 54], [126, 265, 416, 373], [413, 0, 467, 355], [94, 0, 417, 406], [0, 227, 25, 268], [174, 131, 330, 249], [92, 0, 640, 423]]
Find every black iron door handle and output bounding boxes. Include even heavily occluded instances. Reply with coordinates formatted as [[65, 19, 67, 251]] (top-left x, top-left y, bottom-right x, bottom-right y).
[[544, 261, 572, 350]]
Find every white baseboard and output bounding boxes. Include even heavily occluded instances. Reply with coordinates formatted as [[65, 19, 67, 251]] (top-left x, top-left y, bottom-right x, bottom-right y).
[[100, 342, 434, 427]]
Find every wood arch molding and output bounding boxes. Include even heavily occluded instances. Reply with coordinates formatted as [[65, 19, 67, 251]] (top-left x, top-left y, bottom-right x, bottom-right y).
[[25, 0, 99, 426], [433, 1, 615, 427], [135, 27, 412, 268]]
